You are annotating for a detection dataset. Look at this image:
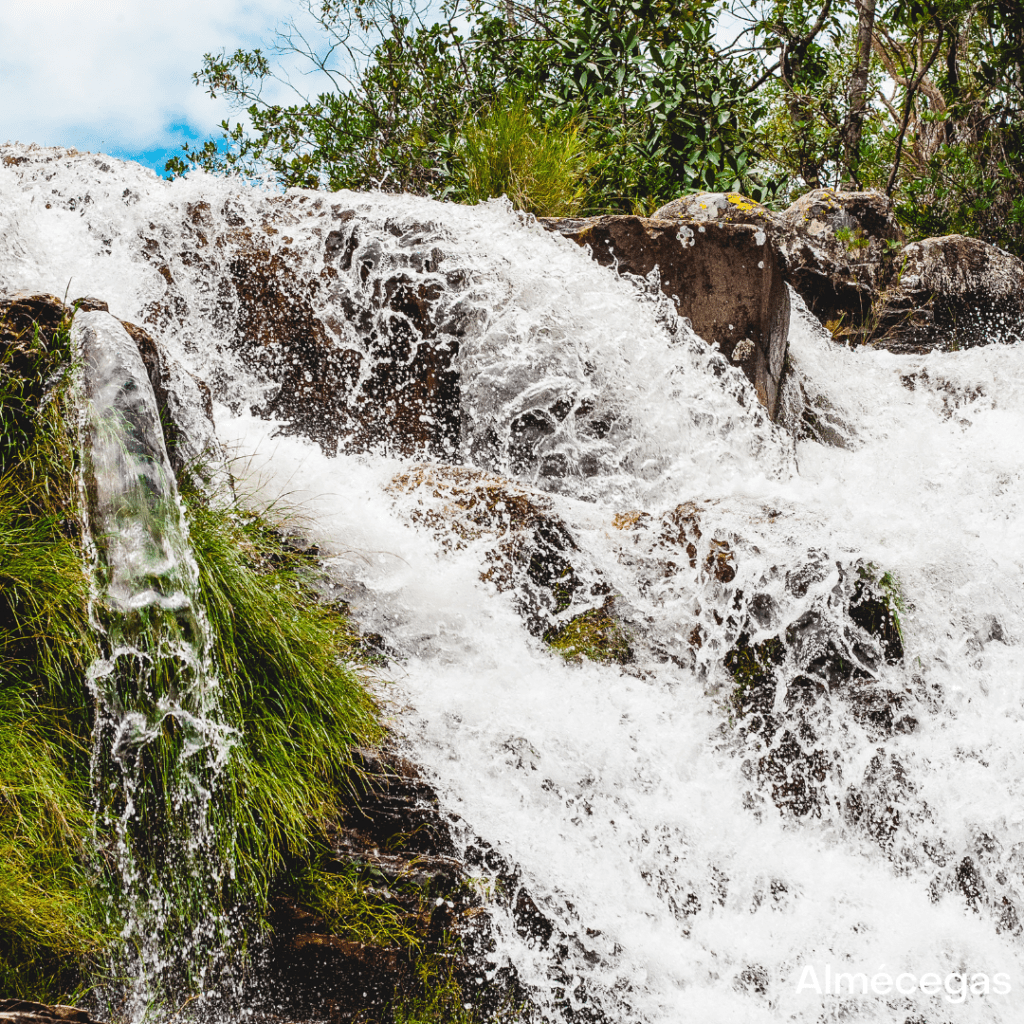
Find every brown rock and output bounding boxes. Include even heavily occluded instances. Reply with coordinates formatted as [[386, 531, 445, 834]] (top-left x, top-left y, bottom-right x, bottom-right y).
[[0, 1001, 104, 1024], [388, 463, 609, 636], [141, 200, 471, 461], [771, 187, 903, 332], [539, 215, 790, 420], [651, 191, 774, 227]]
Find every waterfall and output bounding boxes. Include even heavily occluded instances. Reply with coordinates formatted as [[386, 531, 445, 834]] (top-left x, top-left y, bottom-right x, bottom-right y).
[[2, 143, 1024, 1022], [74, 309, 236, 1019]]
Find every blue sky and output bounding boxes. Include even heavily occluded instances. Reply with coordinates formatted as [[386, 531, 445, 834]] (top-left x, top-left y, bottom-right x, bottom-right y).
[[0, 0, 297, 176]]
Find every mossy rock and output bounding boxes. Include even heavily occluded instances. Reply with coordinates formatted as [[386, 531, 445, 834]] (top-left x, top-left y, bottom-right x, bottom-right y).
[[546, 605, 632, 665]]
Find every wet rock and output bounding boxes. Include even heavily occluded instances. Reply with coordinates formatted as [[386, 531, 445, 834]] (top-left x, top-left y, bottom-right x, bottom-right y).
[[874, 235, 1024, 352], [142, 199, 473, 460], [388, 464, 612, 640], [70, 296, 109, 313], [726, 562, 910, 819], [0, 291, 69, 342], [539, 214, 790, 420], [547, 601, 632, 665], [256, 744, 526, 1022], [613, 497, 913, 822], [118, 319, 232, 499], [611, 500, 738, 593], [0, 1002, 105, 1024]]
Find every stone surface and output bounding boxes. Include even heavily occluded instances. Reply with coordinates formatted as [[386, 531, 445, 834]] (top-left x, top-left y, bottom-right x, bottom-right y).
[[142, 199, 472, 461], [652, 191, 774, 227], [874, 234, 1024, 351], [777, 188, 903, 246], [388, 463, 613, 639], [0, 1002, 104, 1024], [771, 187, 903, 331], [539, 215, 790, 420], [256, 744, 539, 1023]]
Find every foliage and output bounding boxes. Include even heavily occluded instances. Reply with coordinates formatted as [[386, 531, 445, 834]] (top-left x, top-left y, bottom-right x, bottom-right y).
[[392, 939, 484, 1024], [0, 319, 106, 999], [172, 0, 1024, 250], [169, 0, 769, 213], [292, 865, 425, 950], [0, 307, 396, 1004], [184, 493, 384, 919], [453, 93, 592, 215]]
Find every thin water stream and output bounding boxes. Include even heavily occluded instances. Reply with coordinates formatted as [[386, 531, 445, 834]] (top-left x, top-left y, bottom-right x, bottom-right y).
[[75, 309, 236, 1018]]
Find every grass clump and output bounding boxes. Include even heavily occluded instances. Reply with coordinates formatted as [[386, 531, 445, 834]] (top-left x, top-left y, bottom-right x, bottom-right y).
[[0, 312, 107, 999], [455, 94, 593, 217], [292, 865, 424, 950], [184, 496, 385, 922]]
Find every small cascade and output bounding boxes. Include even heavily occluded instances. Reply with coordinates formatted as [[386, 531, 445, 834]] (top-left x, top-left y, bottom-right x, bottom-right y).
[[74, 310, 236, 1019]]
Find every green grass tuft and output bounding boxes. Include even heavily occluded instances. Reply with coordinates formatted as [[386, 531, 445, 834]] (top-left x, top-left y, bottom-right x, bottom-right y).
[[184, 496, 385, 921], [456, 94, 593, 217], [0, 321, 107, 999]]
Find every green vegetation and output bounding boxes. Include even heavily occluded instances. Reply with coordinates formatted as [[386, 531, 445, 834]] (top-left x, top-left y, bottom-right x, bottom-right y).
[[724, 636, 785, 717], [171, 0, 1024, 255], [0, 313, 106, 998], [393, 945, 480, 1024], [546, 606, 632, 665], [0, 307, 495, 1018], [457, 94, 592, 216], [850, 564, 905, 664], [186, 495, 383, 917]]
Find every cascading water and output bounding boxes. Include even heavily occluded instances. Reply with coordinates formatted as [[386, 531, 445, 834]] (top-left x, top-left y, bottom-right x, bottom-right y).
[[74, 309, 236, 1018], [2, 143, 1024, 1023]]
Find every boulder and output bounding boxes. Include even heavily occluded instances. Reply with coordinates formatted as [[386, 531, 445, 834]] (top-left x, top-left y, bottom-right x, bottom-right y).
[[612, 498, 912, 822], [0, 1002, 104, 1024], [777, 188, 904, 247], [257, 744, 522, 1021], [770, 187, 903, 333], [874, 234, 1024, 352], [387, 464, 616, 642], [651, 191, 774, 227], [0, 293, 229, 498], [142, 200, 472, 461], [539, 215, 790, 420]]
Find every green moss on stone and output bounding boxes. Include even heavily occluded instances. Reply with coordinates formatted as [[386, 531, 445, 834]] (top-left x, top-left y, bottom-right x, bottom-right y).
[[546, 606, 632, 665]]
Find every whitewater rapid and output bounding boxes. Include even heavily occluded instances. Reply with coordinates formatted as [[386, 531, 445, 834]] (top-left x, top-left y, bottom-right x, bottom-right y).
[[3, 144, 1023, 1023]]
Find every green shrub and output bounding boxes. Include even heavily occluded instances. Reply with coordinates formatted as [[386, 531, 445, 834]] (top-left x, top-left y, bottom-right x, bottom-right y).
[[454, 94, 593, 217]]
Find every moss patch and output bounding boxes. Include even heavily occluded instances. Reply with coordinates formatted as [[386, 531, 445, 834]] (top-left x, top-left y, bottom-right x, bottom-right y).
[[546, 606, 632, 665]]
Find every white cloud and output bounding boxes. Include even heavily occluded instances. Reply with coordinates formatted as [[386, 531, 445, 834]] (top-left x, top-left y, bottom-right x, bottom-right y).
[[0, 0, 296, 154]]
